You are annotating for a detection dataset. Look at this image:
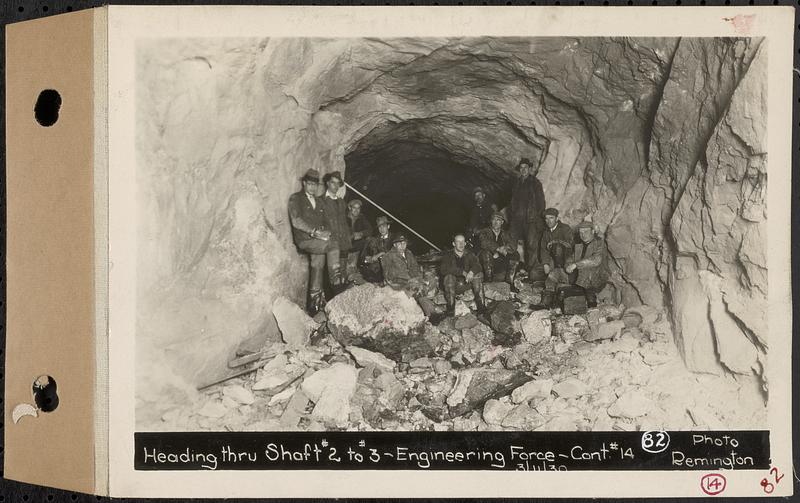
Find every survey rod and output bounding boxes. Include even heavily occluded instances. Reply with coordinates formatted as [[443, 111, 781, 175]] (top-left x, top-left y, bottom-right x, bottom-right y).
[[344, 182, 442, 252]]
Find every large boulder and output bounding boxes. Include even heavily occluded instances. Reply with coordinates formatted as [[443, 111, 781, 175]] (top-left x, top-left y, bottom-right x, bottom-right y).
[[326, 284, 430, 361]]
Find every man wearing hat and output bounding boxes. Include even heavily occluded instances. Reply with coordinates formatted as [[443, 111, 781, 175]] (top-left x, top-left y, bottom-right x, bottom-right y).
[[477, 211, 520, 288], [360, 215, 393, 283], [509, 157, 546, 271], [468, 186, 497, 238], [538, 208, 575, 304], [564, 221, 608, 307], [287, 168, 342, 315], [439, 233, 487, 320], [380, 234, 436, 317], [321, 171, 352, 285]]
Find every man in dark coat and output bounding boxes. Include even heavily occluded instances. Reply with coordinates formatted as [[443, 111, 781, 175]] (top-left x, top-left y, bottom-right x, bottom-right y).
[[509, 157, 546, 272], [380, 234, 435, 316], [287, 168, 342, 315], [360, 215, 393, 283], [563, 221, 609, 307], [539, 207, 574, 305], [321, 171, 352, 285], [439, 233, 487, 319], [346, 199, 372, 281], [477, 212, 520, 287], [468, 186, 497, 237]]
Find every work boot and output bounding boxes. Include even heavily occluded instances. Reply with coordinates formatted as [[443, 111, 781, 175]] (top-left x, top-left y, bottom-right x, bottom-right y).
[[506, 264, 518, 292], [307, 290, 326, 316], [483, 263, 494, 284], [330, 266, 347, 296]]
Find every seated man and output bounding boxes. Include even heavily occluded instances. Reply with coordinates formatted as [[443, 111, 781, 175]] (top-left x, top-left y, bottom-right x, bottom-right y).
[[380, 234, 435, 316], [360, 215, 393, 283], [477, 212, 520, 287], [563, 221, 608, 308], [539, 207, 574, 305], [439, 234, 487, 319]]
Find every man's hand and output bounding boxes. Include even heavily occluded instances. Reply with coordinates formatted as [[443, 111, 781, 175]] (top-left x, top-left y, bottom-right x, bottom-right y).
[[493, 252, 499, 259], [353, 231, 363, 240], [465, 271, 474, 283], [565, 263, 577, 273], [498, 246, 508, 256], [543, 264, 551, 275]]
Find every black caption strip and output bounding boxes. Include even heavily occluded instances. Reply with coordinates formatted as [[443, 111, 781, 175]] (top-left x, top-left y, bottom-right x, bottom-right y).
[[135, 430, 769, 471]]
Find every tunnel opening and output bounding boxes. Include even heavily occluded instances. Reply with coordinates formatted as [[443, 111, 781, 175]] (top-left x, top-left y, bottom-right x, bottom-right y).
[[344, 120, 528, 253]]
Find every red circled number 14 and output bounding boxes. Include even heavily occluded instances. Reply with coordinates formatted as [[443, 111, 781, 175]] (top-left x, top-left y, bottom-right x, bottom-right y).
[[760, 466, 784, 494]]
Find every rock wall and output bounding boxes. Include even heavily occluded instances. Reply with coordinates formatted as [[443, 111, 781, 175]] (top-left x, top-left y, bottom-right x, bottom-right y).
[[135, 36, 767, 396]]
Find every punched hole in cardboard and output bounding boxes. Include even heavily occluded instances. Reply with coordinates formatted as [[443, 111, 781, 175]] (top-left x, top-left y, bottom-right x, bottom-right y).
[[12, 375, 59, 424], [33, 375, 59, 412], [34, 89, 61, 127]]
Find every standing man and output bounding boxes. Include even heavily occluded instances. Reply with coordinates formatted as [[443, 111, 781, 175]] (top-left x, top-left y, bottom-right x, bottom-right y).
[[360, 215, 393, 283], [509, 157, 546, 273], [477, 212, 520, 288], [468, 186, 497, 238], [346, 199, 372, 281], [564, 221, 608, 307], [539, 208, 574, 306], [321, 171, 352, 288], [380, 234, 436, 317], [439, 234, 487, 321], [288, 168, 342, 315]]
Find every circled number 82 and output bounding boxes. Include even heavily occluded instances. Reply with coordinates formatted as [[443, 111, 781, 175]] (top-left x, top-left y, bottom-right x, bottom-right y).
[[641, 431, 670, 453]]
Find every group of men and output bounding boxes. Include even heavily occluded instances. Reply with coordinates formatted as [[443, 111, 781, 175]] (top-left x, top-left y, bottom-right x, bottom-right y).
[[287, 159, 609, 318]]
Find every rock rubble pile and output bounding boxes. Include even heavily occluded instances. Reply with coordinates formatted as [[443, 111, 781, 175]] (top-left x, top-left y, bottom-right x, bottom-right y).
[[140, 281, 766, 432]]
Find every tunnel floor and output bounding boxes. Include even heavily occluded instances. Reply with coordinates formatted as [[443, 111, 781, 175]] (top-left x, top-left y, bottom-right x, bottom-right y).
[[138, 265, 767, 433]]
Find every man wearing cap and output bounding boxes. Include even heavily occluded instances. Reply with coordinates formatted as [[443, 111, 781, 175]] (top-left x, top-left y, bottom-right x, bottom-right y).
[[564, 221, 608, 307], [346, 199, 372, 281], [539, 208, 575, 304], [439, 233, 487, 320], [287, 168, 342, 315], [380, 234, 435, 316], [477, 212, 520, 288], [360, 215, 393, 283], [321, 171, 352, 286], [469, 186, 497, 237], [509, 157, 546, 271]]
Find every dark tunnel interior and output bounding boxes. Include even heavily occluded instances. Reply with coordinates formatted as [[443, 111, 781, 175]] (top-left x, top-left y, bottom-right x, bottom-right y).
[[344, 138, 515, 254]]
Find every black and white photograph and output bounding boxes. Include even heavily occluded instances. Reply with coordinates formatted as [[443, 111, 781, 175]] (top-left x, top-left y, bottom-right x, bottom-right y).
[[133, 34, 770, 435]]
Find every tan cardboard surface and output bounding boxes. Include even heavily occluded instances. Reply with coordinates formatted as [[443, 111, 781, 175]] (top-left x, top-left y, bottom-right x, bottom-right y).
[[5, 9, 96, 494]]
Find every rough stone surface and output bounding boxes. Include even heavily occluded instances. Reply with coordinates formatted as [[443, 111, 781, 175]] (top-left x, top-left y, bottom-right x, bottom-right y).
[[484, 282, 512, 301], [554, 315, 589, 344], [489, 301, 517, 335], [136, 36, 770, 424], [552, 378, 588, 399], [608, 390, 654, 419], [519, 310, 552, 344], [326, 284, 429, 361], [482, 398, 514, 426], [346, 346, 397, 373], [222, 385, 256, 405], [511, 378, 554, 404], [447, 368, 531, 417], [586, 320, 625, 342], [273, 297, 315, 348]]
